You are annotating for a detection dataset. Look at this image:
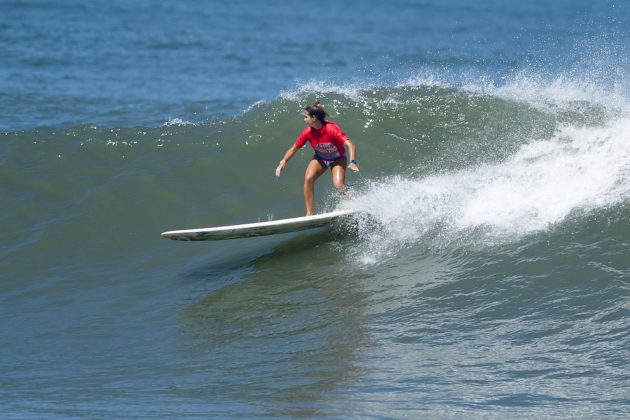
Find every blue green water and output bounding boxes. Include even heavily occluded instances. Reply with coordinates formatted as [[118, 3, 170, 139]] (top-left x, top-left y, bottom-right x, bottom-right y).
[[2, 0, 629, 418]]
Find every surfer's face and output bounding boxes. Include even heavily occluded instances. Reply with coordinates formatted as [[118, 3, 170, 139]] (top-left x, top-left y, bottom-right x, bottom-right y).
[[303, 111, 318, 127]]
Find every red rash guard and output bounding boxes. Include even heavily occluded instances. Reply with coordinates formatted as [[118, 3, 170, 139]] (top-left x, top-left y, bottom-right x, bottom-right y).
[[294, 121, 348, 161]]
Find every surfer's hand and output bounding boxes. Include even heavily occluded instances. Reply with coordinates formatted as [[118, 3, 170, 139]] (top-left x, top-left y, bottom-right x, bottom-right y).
[[348, 162, 360, 172], [275, 160, 286, 177]]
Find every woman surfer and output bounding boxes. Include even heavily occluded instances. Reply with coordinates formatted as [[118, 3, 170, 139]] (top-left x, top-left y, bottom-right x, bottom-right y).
[[275, 102, 359, 215]]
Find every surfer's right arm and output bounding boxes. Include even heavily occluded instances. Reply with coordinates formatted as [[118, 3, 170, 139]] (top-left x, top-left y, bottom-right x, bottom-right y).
[[276, 145, 299, 177]]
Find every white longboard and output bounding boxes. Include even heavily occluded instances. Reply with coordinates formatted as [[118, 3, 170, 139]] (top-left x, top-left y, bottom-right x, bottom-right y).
[[161, 209, 357, 241]]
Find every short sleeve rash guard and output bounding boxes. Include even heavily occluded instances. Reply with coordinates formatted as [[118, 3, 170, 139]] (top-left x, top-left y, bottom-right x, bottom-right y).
[[294, 121, 348, 161]]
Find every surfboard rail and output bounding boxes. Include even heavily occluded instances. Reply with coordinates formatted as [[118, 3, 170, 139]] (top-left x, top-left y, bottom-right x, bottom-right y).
[[161, 209, 357, 241]]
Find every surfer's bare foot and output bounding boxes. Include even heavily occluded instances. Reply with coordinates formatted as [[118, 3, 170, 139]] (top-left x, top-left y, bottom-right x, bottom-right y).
[[338, 187, 352, 200]]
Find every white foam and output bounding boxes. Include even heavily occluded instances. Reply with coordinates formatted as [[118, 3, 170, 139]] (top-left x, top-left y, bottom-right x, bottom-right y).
[[279, 79, 373, 103], [493, 72, 628, 113], [397, 68, 629, 117], [162, 118, 195, 127], [396, 73, 453, 90], [345, 115, 630, 261]]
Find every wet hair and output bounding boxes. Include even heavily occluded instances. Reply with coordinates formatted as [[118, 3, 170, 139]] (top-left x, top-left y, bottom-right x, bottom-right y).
[[304, 101, 329, 122]]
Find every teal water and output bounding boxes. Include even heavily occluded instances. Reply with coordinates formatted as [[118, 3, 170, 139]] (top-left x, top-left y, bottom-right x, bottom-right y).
[[2, 0, 630, 418]]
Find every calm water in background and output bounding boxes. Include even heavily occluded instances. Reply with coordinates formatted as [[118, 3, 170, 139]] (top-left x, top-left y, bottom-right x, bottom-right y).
[[2, 0, 630, 417]]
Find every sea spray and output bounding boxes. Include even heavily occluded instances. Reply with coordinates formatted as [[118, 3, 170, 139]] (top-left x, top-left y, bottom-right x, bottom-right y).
[[341, 114, 630, 265]]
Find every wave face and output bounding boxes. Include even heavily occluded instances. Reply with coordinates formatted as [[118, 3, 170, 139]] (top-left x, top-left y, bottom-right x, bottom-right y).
[[2, 0, 630, 417], [7, 73, 627, 253]]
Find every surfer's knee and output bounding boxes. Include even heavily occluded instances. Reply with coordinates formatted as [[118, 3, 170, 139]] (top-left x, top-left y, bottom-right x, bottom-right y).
[[304, 175, 316, 186]]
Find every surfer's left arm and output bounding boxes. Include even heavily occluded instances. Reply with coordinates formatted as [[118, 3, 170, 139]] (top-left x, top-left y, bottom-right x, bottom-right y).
[[344, 139, 359, 172]]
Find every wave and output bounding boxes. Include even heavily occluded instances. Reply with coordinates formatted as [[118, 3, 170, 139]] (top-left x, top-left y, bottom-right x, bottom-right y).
[[270, 72, 630, 262], [3, 72, 630, 265]]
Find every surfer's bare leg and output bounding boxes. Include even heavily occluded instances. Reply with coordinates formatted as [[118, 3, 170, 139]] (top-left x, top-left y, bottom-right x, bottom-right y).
[[304, 159, 327, 215], [331, 157, 350, 198]]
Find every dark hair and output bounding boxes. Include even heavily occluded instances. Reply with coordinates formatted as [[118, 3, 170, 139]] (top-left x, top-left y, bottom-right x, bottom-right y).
[[304, 101, 329, 122]]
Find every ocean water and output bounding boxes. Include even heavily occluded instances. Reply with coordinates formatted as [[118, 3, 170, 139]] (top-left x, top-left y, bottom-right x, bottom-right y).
[[2, 0, 630, 418]]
